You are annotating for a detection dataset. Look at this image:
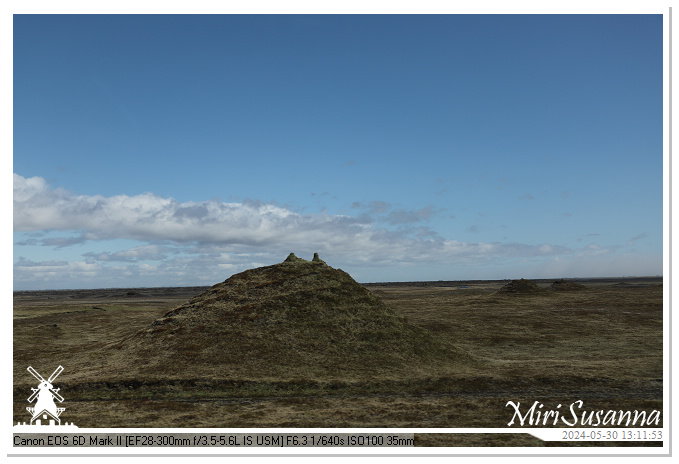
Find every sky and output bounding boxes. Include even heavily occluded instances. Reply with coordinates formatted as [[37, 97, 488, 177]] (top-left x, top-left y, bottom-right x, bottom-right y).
[[12, 13, 664, 290]]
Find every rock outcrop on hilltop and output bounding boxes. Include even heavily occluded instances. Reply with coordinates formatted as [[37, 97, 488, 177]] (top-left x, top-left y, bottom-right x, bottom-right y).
[[117, 253, 453, 380]]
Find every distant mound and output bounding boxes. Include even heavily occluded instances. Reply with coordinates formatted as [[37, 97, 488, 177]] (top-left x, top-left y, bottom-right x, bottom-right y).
[[115, 253, 456, 381], [550, 279, 587, 291], [497, 278, 543, 294]]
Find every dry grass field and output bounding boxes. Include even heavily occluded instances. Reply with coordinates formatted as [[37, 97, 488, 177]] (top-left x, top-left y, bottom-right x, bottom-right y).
[[13, 276, 663, 447]]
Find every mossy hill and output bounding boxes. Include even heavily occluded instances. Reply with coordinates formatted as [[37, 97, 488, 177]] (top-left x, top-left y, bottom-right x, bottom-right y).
[[497, 278, 544, 294], [550, 279, 587, 291], [116, 254, 457, 381]]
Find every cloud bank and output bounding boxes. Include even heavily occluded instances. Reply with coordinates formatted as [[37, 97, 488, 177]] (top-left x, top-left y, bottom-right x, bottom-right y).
[[14, 174, 565, 259], [13, 174, 658, 289]]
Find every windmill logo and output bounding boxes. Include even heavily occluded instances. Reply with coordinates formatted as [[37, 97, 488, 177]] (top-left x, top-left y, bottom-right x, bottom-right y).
[[15, 365, 77, 428]]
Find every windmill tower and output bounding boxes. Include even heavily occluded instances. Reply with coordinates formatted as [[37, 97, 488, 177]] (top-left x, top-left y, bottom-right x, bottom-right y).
[[25, 366, 65, 426]]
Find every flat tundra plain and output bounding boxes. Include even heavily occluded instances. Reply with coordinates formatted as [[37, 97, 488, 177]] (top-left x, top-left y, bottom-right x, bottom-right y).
[[13, 277, 663, 447]]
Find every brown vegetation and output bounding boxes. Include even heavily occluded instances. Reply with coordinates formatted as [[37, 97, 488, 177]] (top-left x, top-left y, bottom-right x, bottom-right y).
[[497, 278, 544, 294], [550, 279, 588, 292], [13, 261, 663, 447]]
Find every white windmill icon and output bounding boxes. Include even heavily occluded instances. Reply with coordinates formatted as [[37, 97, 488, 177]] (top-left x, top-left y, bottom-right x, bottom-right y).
[[25, 365, 66, 426]]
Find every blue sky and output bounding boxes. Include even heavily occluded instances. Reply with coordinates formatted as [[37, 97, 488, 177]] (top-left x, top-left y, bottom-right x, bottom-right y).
[[12, 14, 664, 290]]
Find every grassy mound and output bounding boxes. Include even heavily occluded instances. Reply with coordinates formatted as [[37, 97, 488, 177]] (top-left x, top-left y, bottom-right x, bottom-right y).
[[550, 279, 587, 291], [116, 254, 457, 381], [497, 278, 543, 294]]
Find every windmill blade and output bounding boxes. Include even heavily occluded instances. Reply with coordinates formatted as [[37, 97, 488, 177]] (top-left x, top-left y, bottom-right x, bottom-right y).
[[27, 388, 39, 403], [48, 365, 64, 383], [27, 366, 45, 383], [50, 388, 64, 403]]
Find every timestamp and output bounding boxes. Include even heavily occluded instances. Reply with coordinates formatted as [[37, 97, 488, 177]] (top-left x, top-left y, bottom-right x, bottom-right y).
[[561, 429, 663, 441]]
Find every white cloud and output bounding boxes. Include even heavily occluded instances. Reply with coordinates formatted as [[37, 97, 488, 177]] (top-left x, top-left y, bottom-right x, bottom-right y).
[[82, 244, 174, 262], [14, 258, 106, 289], [14, 173, 660, 289], [12, 174, 571, 265], [14, 173, 366, 246]]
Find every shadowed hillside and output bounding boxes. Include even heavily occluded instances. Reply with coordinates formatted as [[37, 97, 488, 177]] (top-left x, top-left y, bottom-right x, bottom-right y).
[[497, 278, 544, 295], [113, 253, 462, 381], [550, 279, 587, 291]]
